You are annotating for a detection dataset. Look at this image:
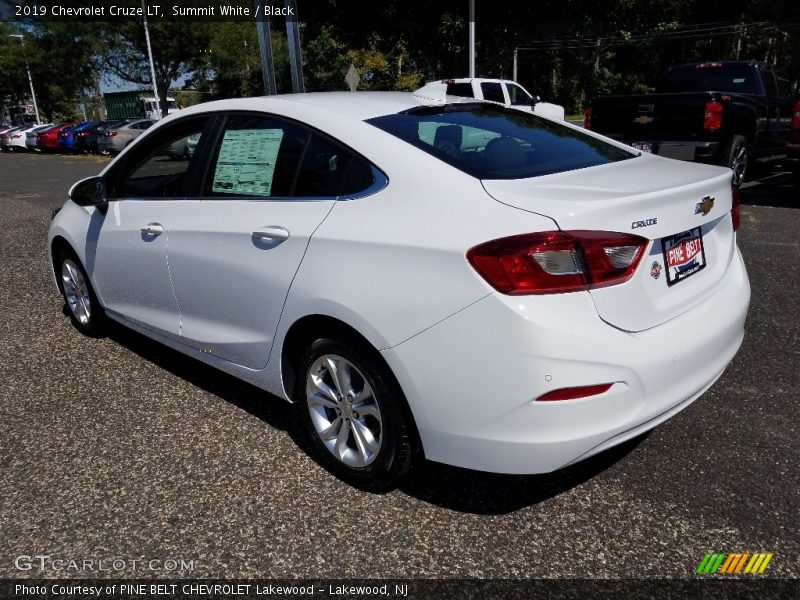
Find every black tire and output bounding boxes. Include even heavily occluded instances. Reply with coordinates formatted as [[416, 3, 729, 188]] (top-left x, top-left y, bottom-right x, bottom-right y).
[[723, 134, 749, 188], [55, 248, 106, 337], [296, 336, 415, 490]]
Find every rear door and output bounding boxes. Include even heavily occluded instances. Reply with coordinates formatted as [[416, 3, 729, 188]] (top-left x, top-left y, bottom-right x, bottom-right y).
[[167, 113, 364, 369]]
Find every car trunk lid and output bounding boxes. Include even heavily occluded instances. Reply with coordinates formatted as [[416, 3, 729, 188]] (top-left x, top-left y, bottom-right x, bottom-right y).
[[481, 155, 736, 332]]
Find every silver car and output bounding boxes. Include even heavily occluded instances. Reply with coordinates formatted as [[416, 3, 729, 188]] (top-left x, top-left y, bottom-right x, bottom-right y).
[[96, 119, 153, 154]]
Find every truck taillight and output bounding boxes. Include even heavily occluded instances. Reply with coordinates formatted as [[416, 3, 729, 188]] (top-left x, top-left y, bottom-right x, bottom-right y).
[[703, 100, 723, 131], [467, 231, 648, 295], [731, 187, 740, 232], [791, 100, 800, 146], [583, 106, 592, 130]]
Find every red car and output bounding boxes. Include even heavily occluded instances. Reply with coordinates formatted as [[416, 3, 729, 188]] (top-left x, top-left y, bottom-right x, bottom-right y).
[[36, 122, 76, 152]]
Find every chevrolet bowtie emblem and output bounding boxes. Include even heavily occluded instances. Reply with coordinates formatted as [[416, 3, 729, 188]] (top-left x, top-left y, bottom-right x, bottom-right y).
[[695, 196, 715, 216], [634, 115, 654, 125]]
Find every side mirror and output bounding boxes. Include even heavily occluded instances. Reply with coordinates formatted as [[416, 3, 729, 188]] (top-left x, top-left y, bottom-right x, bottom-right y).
[[69, 176, 106, 208]]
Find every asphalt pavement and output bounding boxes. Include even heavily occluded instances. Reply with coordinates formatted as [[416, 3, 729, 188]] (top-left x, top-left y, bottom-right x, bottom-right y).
[[0, 152, 797, 581]]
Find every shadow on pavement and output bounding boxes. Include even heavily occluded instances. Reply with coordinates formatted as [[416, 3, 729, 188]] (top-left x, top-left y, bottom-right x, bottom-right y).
[[106, 320, 646, 514]]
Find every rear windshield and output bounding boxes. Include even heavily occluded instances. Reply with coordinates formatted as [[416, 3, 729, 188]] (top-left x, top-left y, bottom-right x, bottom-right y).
[[367, 103, 634, 179], [656, 63, 759, 94]]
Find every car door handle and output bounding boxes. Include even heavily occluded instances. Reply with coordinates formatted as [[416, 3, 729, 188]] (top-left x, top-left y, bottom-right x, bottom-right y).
[[252, 227, 290, 242], [141, 223, 163, 236]]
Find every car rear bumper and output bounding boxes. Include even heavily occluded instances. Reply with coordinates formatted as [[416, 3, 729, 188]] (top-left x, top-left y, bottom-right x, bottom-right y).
[[384, 246, 749, 474], [624, 141, 720, 162]]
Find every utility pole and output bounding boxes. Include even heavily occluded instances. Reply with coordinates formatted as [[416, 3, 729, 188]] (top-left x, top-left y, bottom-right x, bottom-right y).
[[468, 0, 475, 78], [285, 0, 304, 93], [141, 0, 160, 117], [9, 34, 41, 125], [254, 0, 277, 94]]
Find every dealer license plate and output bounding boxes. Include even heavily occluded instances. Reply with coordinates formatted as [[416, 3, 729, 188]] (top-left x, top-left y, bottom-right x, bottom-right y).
[[631, 142, 652, 153], [661, 227, 706, 286]]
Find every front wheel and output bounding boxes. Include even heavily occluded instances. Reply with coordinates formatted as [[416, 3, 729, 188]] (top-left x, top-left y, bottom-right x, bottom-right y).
[[724, 134, 749, 188], [297, 337, 415, 490], [56, 249, 106, 337]]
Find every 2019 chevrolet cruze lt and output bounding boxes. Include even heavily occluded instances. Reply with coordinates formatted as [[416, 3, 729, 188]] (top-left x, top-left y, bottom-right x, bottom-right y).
[[48, 92, 750, 489]]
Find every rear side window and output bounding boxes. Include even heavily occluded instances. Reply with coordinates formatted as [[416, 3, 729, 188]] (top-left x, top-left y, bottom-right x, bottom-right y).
[[656, 63, 759, 94], [367, 104, 634, 180], [205, 114, 377, 198], [480, 82, 505, 103], [446, 83, 474, 98]]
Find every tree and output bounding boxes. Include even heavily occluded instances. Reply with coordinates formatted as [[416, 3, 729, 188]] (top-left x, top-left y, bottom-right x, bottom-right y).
[[94, 20, 213, 117]]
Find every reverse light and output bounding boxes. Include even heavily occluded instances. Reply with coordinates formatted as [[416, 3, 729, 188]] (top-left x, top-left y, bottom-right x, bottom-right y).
[[703, 100, 723, 131], [583, 106, 593, 130], [536, 383, 614, 402], [467, 231, 648, 295], [731, 187, 740, 232]]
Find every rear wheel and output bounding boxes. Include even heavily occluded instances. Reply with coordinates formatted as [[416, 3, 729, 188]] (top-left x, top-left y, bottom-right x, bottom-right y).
[[56, 249, 106, 337], [297, 337, 415, 490], [724, 134, 749, 188]]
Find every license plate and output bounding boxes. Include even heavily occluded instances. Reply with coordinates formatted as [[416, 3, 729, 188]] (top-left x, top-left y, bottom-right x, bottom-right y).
[[661, 227, 706, 286], [631, 142, 652, 153]]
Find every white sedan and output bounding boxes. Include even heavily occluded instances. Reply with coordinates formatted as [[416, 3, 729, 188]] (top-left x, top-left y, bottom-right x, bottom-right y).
[[48, 92, 750, 489]]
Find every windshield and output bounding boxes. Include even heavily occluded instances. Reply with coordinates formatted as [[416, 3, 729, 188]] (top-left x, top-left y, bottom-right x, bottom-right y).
[[367, 103, 634, 179], [656, 63, 759, 94]]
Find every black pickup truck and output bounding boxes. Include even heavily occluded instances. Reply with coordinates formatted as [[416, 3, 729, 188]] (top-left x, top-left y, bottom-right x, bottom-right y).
[[585, 61, 799, 186]]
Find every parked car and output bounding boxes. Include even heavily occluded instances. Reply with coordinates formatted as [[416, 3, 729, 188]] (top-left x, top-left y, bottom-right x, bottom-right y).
[[165, 131, 201, 159], [0, 125, 26, 151], [4, 123, 51, 151], [415, 78, 566, 120], [49, 93, 749, 489], [73, 120, 128, 154], [36, 122, 76, 152], [585, 60, 799, 186], [58, 121, 98, 153], [25, 123, 55, 151], [96, 119, 153, 154]]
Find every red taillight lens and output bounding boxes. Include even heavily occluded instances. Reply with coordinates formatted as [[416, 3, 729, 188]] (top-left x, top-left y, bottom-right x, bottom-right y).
[[790, 100, 800, 145], [467, 230, 648, 295], [536, 383, 614, 402], [703, 100, 723, 131], [105, 131, 118, 137], [583, 106, 592, 130], [77, 131, 88, 137], [731, 187, 740, 232]]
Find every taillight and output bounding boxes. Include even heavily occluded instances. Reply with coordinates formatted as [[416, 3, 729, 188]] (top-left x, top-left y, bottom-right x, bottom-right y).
[[536, 383, 613, 402], [105, 131, 118, 137], [703, 100, 723, 131], [467, 230, 648, 295], [731, 187, 740, 232], [791, 100, 800, 145], [583, 106, 592, 130], [77, 131, 88, 137]]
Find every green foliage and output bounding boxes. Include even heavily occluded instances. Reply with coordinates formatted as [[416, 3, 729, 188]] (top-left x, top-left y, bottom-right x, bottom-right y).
[[2, 1, 799, 121]]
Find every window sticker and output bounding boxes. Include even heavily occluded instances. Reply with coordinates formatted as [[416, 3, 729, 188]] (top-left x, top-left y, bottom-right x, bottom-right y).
[[212, 129, 284, 196]]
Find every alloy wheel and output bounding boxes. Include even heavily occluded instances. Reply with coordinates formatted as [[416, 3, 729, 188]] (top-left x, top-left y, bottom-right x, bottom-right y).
[[306, 354, 383, 468]]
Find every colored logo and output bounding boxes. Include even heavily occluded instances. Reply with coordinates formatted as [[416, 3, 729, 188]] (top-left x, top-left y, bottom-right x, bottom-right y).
[[650, 261, 662, 280], [694, 196, 715, 216], [696, 552, 773, 575]]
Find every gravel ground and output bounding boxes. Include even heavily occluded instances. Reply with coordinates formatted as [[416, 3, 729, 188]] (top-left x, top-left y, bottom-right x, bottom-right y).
[[0, 152, 797, 582]]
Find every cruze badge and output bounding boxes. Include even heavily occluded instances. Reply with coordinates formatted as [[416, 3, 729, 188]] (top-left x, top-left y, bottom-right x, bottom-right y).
[[631, 217, 657, 229], [695, 196, 715, 216]]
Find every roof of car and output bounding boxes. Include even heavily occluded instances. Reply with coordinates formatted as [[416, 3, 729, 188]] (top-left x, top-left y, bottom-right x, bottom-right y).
[[179, 92, 433, 122]]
